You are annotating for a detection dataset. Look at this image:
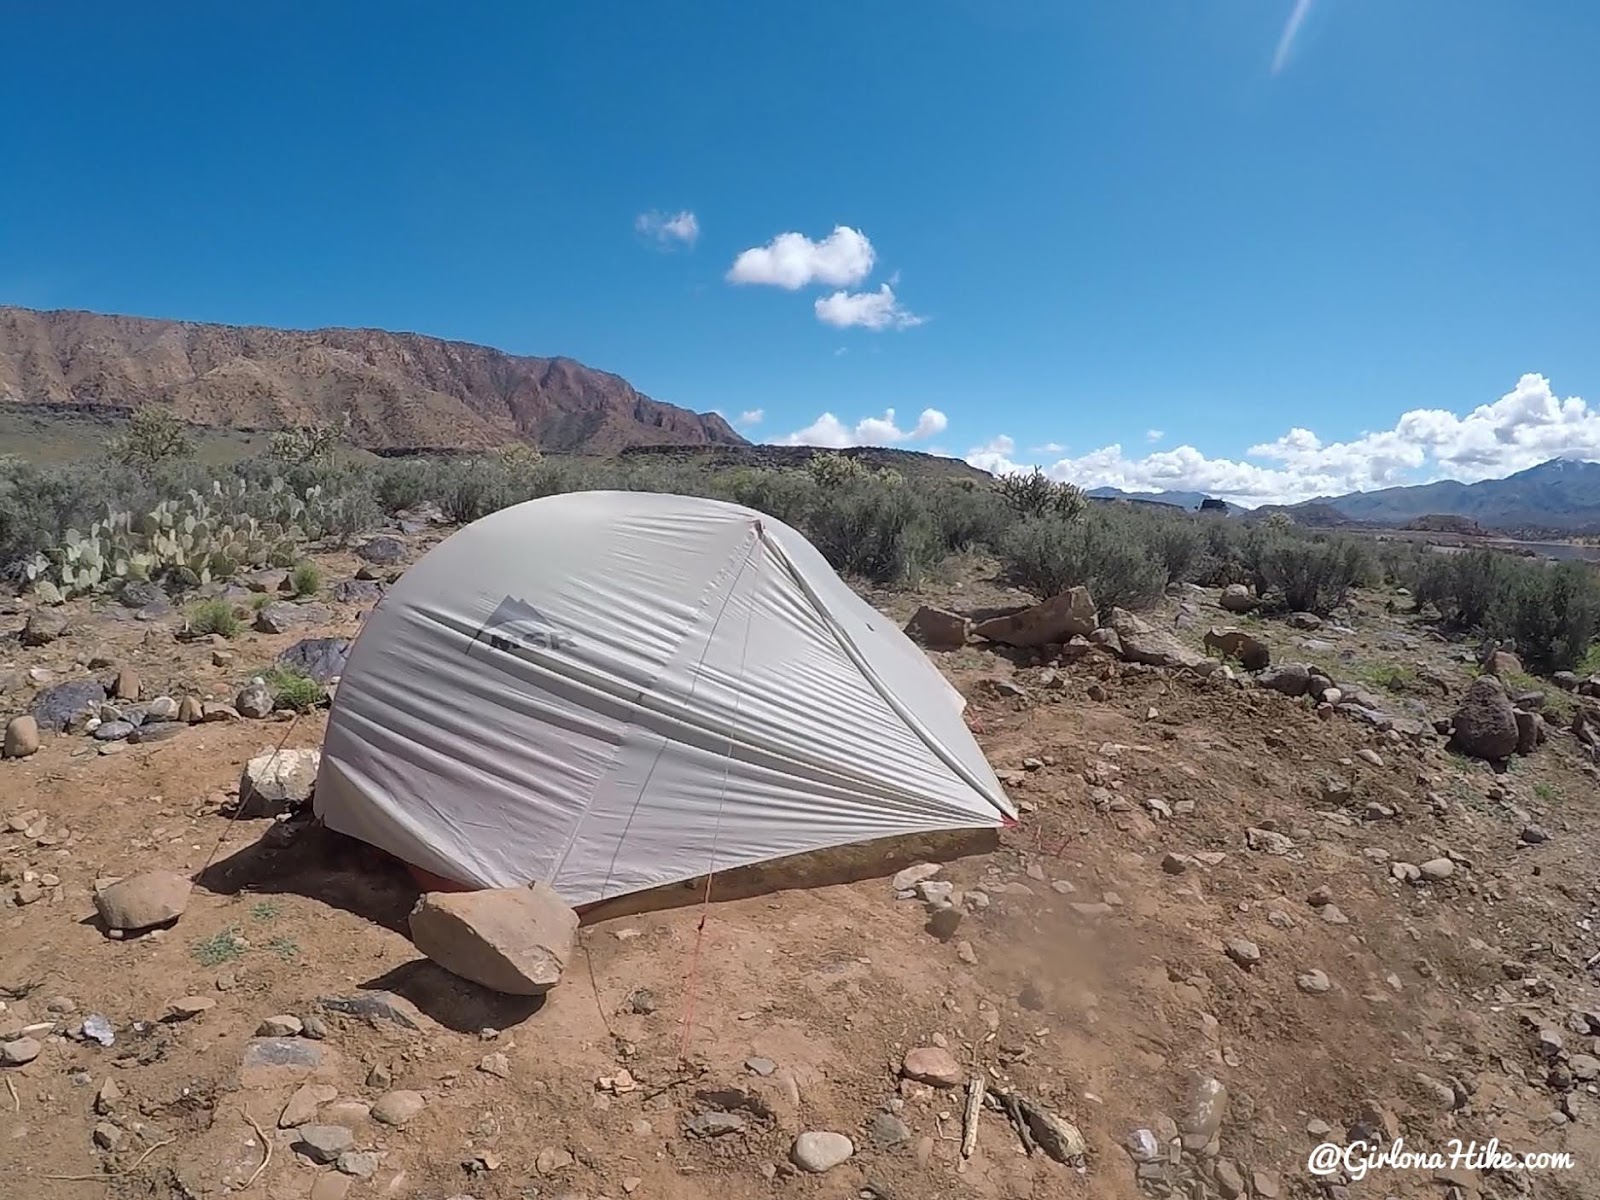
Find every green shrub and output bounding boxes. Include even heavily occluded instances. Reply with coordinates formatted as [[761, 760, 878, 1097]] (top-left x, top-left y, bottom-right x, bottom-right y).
[[188, 599, 241, 639], [802, 478, 942, 586], [264, 664, 328, 712], [107, 408, 195, 476], [999, 514, 1165, 613], [993, 467, 1086, 520], [1249, 531, 1370, 615], [289, 560, 322, 597]]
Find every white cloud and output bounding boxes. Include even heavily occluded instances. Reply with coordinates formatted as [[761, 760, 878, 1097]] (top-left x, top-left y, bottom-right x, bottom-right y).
[[1146, 429, 1164, 443], [965, 373, 1600, 507], [727, 226, 875, 289], [779, 407, 948, 449], [1271, 0, 1314, 75], [1029, 441, 1065, 455], [635, 209, 699, 248], [734, 409, 764, 429], [814, 284, 924, 331]]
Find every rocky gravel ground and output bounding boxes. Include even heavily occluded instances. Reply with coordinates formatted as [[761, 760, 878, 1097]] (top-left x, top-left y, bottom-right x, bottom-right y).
[[2, 533, 1599, 1200]]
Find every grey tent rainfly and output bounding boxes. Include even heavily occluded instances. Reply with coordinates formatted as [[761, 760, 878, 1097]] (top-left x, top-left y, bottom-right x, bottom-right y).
[[314, 491, 1016, 906]]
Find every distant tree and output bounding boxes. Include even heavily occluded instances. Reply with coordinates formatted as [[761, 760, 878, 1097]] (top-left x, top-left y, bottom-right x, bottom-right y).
[[106, 407, 194, 474]]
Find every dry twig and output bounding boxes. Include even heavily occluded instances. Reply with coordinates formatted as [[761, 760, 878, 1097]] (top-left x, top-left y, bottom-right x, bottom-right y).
[[41, 1137, 176, 1182], [241, 1104, 272, 1188]]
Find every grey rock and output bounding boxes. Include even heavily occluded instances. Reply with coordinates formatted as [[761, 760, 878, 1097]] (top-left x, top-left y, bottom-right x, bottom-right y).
[[1225, 938, 1261, 967], [31, 679, 108, 732], [1419, 857, 1456, 881], [255, 601, 333, 635], [22, 609, 69, 646], [1109, 607, 1215, 673], [92, 721, 135, 741], [332, 580, 385, 605], [277, 637, 350, 683], [239, 1038, 331, 1087], [869, 1111, 911, 1146], [1521, 824, 1551, 845], [1180, 1075, 1228, 1151], [1450, 675, 1519, 760], [356, 536, 406, 565], [0, 1036, 42, 1065], [1514, 708, 1538, 756], [236, 680, 273, 719], [337, 1151, 380, 1178], [118, 580, 165, 609], [317, 991, 421, 1030], [791, 1131, 854, 1173], [129, 721, 185, 743], [1287, 611, 1322, 630], [687, 1111, 747, 1137], [293, 1124, 355, 1164], [891, 863, 941, 891], [1297, 969, 1332, 994], [144, 696, 179, 720], [257, 1014, 304, 1037], [1258, 663, 1312, 697], [246, 569, 290, 593]]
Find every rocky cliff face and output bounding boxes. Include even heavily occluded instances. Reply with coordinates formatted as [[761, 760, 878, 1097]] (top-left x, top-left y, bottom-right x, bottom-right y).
[[0, 306, 745, 453]]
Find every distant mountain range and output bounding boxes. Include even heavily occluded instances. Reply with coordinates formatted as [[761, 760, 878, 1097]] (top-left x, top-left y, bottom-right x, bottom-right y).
[[0, 305, 744, 454], [1086, 486, 1240, 513], [1087, 460, 1600, 534], [1285, 457, 1600, 533]]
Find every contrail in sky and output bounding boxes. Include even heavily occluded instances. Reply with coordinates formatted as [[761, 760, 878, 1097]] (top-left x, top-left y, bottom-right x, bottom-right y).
[[1271, 0, 1314, 75]]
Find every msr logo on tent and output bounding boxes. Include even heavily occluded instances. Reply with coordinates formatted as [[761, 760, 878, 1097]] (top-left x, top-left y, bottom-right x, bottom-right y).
[[472, 595, 575, 654]]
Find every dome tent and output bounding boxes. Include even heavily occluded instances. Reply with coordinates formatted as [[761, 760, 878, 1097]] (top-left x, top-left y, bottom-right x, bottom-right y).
[[313, 490, 1015, 907]]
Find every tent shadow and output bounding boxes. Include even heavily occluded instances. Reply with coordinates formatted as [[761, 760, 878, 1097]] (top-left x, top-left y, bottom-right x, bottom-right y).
[[359, 960, 546, 1033], [196, 820, 418, 936]]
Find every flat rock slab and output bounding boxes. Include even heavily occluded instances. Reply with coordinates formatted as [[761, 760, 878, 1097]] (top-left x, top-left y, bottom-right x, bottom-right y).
[[238, 1038, 341, 1089], [255, 601, 334, 635], [332, 580, 385, 605], [973, 586, 1096, 647], [356, 536, 406, 565], [409, 885, 577, 995], [317, 991, 423, 1030]]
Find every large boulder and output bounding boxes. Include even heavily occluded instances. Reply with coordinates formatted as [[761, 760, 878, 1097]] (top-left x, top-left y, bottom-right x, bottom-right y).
[[409, 885, 577, 995], [903, 606, 970, 650], [1108, 608, 1214, 673], [332, 579, 385, 605], [1202, 627, 1270, 672], [278, 637, 351, 683], [972, 587, 1096, 647], [239, 748, 322, 817], [1449, 676, 1519, 761], [31, 679, 108, 732], [93, 870, 192, 931], [1219, 585, 1255, 613]]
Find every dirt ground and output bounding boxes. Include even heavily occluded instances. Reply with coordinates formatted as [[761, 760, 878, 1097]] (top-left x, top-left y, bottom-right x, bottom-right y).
[[3, 538, 1600, 1200]]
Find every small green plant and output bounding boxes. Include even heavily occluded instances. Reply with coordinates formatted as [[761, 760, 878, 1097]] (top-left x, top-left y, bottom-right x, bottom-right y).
[[1534, 781, 1561, 804], [266, 936, 300, 962], [191, 927, 246, 966], [1355, 663, 1418, 694], [289, 559, 322, 597], [250, 592, 273, 610], [264, 663, 328, 712], [250, 899, 282, 922], [188, 598, 241, 639]]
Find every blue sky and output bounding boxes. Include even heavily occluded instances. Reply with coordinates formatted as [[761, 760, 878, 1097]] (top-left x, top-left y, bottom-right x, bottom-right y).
[[4, 1, 1599, 503]]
